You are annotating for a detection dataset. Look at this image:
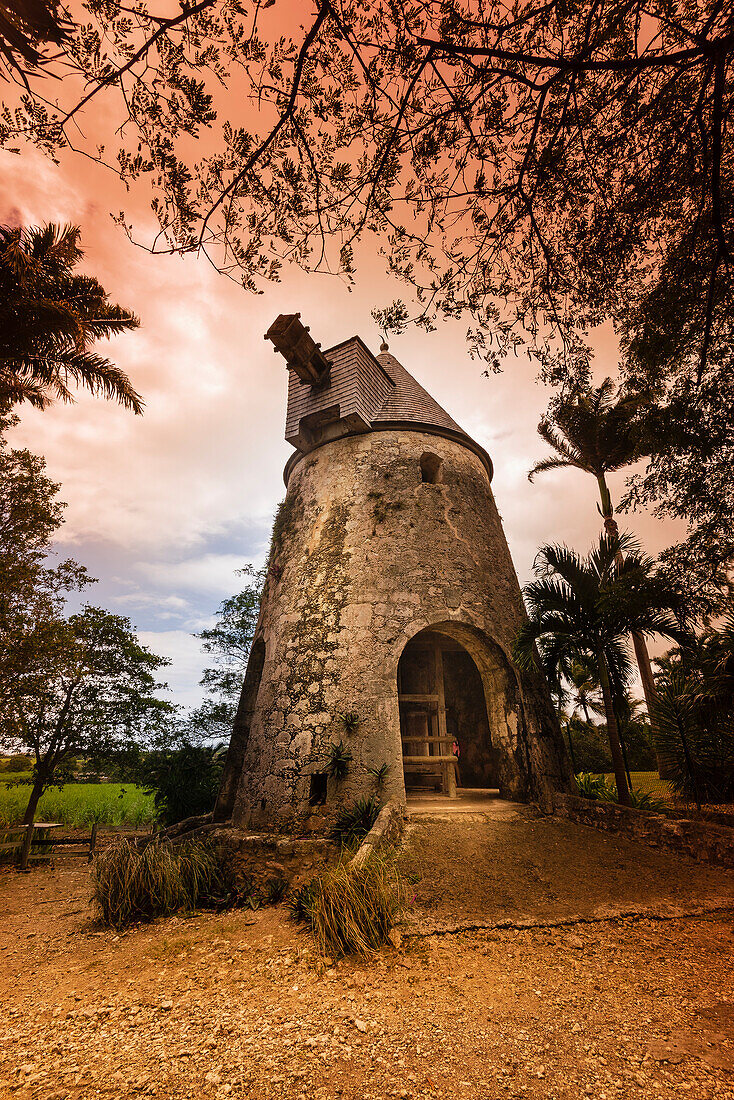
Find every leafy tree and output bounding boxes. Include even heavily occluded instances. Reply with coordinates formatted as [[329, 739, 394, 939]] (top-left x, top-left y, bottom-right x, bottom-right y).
[[514, 532, 684, 804], [0, 223, 142, 413], [561, 714, 612, 774], [0, 414, 91, 732], [620, 371, 734, 619], [564, 657, 602, 725], [4, 3, 733, 613], [187, 565, 265, 741], [2, 1, 731, 383], [651, 616, 734, 803], [0, 422, 170, 864], [3, 604, 171, 866]]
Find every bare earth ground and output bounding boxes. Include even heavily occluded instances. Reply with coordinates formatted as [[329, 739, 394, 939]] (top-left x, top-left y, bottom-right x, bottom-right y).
[[399, 799, 734, 926], [1, 804, 734, 1100]]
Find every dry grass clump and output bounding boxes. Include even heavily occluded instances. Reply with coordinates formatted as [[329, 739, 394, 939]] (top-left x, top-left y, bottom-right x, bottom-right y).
[[92, 838, 228, 930], [299, 855, 402, 958]]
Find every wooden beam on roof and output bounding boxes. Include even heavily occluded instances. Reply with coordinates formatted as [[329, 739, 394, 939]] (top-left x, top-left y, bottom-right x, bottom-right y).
[[265, 313, 331, 386]]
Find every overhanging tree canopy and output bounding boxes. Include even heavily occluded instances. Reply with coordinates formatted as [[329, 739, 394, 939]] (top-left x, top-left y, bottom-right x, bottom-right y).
[[2, 1, 732, 598], [2, 1, 731, 378]]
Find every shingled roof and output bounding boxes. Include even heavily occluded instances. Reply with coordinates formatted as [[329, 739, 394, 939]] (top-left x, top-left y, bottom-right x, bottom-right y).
[[372, 349, 466, 435], [282, 333, 493, 482]]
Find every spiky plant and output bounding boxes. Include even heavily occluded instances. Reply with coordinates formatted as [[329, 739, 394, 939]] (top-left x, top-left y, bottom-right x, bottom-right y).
[[329, 796, 380, 848], [288, 880, 319, 924], [324, 740, 353, 781], [366, 762, 389, 790]]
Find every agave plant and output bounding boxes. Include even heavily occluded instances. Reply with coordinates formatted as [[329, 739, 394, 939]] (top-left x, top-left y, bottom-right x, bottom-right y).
[[366, 762, 389, 789], [324, 740, 353, 781], [329, 796, 380, 848]]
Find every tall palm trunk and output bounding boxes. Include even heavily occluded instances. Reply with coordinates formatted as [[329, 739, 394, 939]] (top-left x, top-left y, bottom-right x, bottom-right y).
[[598, 475, 666, 777], [596, 648, 631, 805]]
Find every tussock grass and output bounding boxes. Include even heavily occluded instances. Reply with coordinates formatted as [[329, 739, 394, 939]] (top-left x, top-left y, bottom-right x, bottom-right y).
[[92, 838, 229, 930], [298, 856, 402, 958]]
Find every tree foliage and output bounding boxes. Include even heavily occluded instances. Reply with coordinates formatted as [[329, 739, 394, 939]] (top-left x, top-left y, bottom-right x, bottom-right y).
[[515, 531, 684, 803], [0, 223, 141, 413], [131, 740, 225, 825], [3, 2, 732, 609], [0, 420, 170, 860], [186, 565, 264, 741], [1, 2, 731, 375], [651, 617, 734, 802]]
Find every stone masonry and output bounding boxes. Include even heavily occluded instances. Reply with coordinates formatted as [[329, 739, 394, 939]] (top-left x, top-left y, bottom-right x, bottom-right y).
[[215, 321, 573, 830]]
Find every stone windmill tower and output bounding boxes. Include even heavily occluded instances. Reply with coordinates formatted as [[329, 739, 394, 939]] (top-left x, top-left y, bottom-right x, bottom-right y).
[[215, 316, 571, 828]]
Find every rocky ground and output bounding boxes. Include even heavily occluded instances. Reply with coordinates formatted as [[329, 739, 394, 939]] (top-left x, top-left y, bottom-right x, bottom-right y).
[[1, 844, 734, 1100]]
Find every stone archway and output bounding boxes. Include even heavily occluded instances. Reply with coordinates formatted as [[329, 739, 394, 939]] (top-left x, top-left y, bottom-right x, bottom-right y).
[[396, 621, 532, 802]]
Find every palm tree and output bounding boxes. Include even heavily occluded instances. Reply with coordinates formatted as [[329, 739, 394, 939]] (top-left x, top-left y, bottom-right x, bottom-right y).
[[0, 224, 142, 413], [514, 533, 684, 805], [528, 378, 666, 770]]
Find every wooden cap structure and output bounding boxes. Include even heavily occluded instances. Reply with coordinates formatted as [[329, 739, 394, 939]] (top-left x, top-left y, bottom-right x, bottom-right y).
[[265, 313, 332, 387], [275, 326, 493, 483]]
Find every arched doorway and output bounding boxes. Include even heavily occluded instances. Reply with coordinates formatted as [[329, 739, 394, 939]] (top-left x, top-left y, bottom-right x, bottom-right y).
[[397, 628, 495, 798]]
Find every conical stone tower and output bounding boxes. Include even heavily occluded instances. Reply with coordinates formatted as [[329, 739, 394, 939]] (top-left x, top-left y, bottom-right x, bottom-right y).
[[215, 316, 572, 829]]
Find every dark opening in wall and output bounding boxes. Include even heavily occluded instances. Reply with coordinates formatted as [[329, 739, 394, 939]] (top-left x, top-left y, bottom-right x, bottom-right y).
[[420, 452, 443, 484], [309, 772, 328, 806]]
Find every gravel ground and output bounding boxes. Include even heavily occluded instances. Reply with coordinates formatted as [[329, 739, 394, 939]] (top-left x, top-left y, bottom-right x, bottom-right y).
[[1, 858, 734, 1100]]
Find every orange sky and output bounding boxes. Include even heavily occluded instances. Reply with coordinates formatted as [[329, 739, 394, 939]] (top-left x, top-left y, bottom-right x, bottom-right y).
[[1, 138, 686, 708]]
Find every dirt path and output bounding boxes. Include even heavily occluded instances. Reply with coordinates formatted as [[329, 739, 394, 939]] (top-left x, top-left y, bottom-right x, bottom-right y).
[[400, 800, 734, 927], [2, 846, 734, 1100]]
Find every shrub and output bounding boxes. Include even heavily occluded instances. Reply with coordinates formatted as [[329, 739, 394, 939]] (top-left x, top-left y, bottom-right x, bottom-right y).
[[627, 788, 667, 813], [92, 838, 232, 929], [263, 876, 288, 904], [575, 772, 666, 812], [133, 742, 224, 825], [654, 675, 734, 803], [329, 797, 380, 848], [575, 772, 615, 801], [288, 880, 319, 923], [1, 755, 33, 773], [306, 857, 402, 958]]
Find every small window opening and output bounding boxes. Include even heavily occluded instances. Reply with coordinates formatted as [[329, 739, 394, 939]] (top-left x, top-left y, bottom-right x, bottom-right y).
[[260, 798, 266, 811], [420, 452, 443, 484], [309, 772, 328, 806]]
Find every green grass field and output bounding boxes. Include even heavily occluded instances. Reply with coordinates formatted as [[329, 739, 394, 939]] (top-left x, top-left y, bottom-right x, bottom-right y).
[[602, 771, 675, 800], [0, 782, 156, 828]]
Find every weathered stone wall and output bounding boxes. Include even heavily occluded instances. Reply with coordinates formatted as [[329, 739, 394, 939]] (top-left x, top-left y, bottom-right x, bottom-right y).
[[230, 429, 572, 830], [553, 793, 734, 868]]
